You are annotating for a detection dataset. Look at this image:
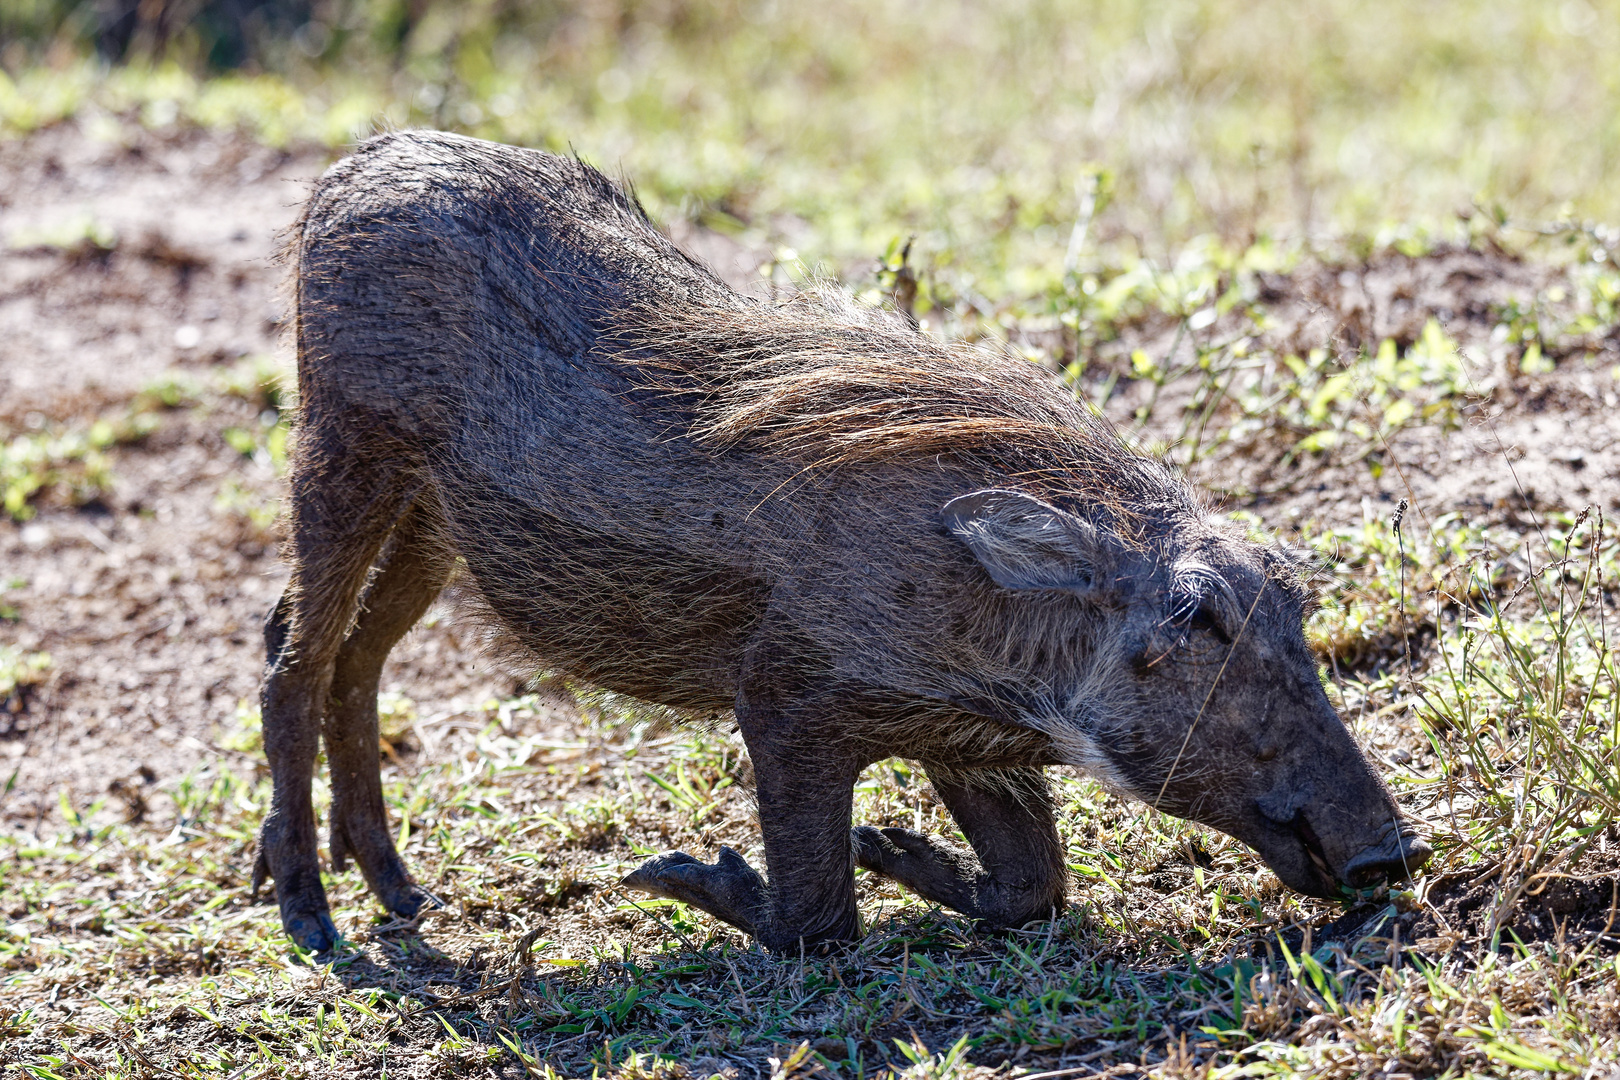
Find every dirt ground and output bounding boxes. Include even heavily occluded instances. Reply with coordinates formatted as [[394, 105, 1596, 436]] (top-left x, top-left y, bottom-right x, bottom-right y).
[[3, 116, 1619, 925]]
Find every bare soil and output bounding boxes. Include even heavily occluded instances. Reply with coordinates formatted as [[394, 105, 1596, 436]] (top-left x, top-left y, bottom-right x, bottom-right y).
[[1080, 247, 1620, 531]]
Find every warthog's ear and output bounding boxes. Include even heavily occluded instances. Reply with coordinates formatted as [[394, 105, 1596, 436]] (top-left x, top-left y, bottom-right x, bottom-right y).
[[942, 489, 1112, 594]]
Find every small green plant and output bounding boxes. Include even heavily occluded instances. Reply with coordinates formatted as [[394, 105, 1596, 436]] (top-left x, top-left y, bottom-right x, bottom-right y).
[[1416, 512, 1620, 889], [214, 354, 294, 413], [219, 413, 289, 472], [1297, 502, 1619, 937], [376, 690, 417, 756], [0, 576, 22, 621], [212, 477, 279, 531], [217, 699, 263, 754], [0, 645, 50, 701], [0, 414, 155, 519], [1267, 320, 1472, 468], [132, 371, 207, 411], [5, 213, 118, 256]]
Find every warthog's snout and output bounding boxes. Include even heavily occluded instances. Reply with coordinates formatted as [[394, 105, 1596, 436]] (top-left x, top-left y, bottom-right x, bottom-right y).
[[1253, 796, 1433, 898], [1342, 822, 1433, 888]]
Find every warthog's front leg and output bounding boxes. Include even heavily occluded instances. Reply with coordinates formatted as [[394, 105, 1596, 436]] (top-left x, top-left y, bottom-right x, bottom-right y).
[[621, 847, 768, 936], [623, 683, 866, 951], [853, 764, 1066, 927]]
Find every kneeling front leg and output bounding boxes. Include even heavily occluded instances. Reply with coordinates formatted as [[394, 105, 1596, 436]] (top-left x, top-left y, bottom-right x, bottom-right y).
[[853, 764, 1067, 927], [622, 696, 866, 952], [621, 847, 768, 937]]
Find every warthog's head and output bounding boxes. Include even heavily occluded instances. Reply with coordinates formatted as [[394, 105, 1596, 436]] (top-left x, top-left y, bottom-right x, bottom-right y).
[[942, 488, 1431, 897]]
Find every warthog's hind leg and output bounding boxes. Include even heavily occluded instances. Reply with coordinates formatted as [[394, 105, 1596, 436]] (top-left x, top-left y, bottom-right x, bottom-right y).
[[324, 497, 453, 921], [255, 435, 424, 952], [853, 764, 1067, 927]]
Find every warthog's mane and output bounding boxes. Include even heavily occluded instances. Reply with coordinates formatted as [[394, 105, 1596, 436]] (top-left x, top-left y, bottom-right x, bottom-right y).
[[599, 290, 1188, 533]]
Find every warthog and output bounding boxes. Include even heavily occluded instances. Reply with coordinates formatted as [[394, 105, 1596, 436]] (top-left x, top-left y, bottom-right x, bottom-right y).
[[256, 130, 1431, 953]]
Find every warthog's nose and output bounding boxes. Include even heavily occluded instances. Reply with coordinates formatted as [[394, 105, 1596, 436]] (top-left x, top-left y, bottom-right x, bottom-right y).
[[1342, 826, 1433, 888]]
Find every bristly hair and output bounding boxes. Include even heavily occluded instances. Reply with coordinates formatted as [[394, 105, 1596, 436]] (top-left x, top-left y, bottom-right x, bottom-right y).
[[600, 291, 1192, 528]]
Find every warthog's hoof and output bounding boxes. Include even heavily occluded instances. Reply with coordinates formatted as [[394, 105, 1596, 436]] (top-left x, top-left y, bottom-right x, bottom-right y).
[[364, 866, 443, 923], [253, 848, 341, 953], [853, 825, 1063, 927], [382, 883, 443, 921], [621, 847, 767, 937], [283, 908, 341, 953]]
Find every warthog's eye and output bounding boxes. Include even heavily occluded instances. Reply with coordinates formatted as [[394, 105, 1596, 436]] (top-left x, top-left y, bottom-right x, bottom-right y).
[[1178, 602, 1231, 645]]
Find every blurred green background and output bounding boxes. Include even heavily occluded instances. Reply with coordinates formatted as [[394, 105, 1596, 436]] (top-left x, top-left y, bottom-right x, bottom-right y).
[[4, 0, 1618, 283]]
